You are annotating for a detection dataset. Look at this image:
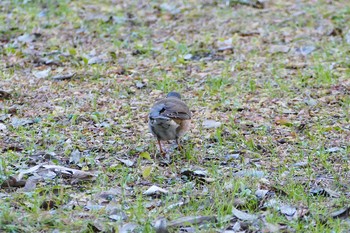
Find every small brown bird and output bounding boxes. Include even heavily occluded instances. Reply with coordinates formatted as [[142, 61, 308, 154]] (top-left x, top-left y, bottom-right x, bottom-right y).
[[149, 92, 191, 155]]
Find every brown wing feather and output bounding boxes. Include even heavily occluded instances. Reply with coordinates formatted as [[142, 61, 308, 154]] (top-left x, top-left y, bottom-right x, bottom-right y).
[[156, 98, 191, 120]]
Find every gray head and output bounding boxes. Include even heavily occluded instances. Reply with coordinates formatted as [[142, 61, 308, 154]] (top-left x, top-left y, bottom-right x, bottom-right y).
[[166, 92, 181, 99]]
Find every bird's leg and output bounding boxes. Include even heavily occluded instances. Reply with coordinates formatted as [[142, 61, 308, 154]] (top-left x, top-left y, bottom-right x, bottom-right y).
[[176, 138, 182, 151], [158, 139, 166, 155]]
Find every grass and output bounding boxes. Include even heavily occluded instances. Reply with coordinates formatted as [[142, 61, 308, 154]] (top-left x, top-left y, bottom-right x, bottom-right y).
[[1, 0, 350, 232]]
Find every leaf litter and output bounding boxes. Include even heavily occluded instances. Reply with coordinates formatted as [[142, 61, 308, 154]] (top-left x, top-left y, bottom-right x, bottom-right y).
[[1, 0, 350, 231]]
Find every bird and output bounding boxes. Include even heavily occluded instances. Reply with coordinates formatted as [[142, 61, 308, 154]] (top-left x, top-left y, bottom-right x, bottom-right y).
[[148, 92, 191, 155]]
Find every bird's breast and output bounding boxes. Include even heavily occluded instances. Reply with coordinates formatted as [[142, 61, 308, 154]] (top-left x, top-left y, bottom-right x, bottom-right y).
[[148, 117, 179, 140]]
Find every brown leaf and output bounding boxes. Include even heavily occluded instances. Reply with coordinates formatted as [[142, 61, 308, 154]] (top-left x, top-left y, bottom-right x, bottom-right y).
[[1, 176, 26, 188], [0, 90, 11, 99], [40, 200, 57, 210]]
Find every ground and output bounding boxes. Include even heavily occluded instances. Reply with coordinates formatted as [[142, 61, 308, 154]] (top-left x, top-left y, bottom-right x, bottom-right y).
[[0, 0, 350, 232]]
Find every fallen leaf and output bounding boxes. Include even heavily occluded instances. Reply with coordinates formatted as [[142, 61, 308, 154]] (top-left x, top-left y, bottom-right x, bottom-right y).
[[181, 169, 208, 178], [275, 117, 293, 126], [224, 153, 240, 161], [262, 199, 281, 210], [293, 161, 308, 168], [225, 221, 241, 232], [326, 147, 342, 153], [330, 207, 350, 219], [85, 201, 105, 211], [69, 149, 82, 164], [33, 68, 51, 79], [88, 56, 103, 64], [1, 176, 26, 188], [160, 3, 180, 15], [295, 46, 316, 56], [11, 117, 35, 128], [117, 158, 134, 167], [310, 187, 340, 198], [119, 223, 138, 233], [136, 81, 145, 89], [262, 222, 281, 233], [37, 169, 57, 179], [140, 151, 152, 161], [23, 177, 39, 192], [15, 164, 95, 182], [52, 73, 75, 81], [98, 187, 124, 200], [142, 166, 153, 178], [165, 201, 187, 212], [233, 170, 265, 178], [143, 185, 168, 196], [40, 200, 57, 210], [0, 123, 7, 131], [168, 216, 217, 227], [16, 164, 42, 181], [231, 0, 265, 9], [269, 45, 290, 54], [43, 164, 95, 180], [109, 213, 127, 221], [217, 38, 233, 51], [232, 207, 258, 221], [280, 205, 297, 220], [154, 217, 169, 233], [255, 189, 269, 199], [181, 169, 214, 183], [203, 120, 222, 129], [0, 90, 11, 99], [183, 54, 193, 60], [86, 222, 104, 232], [345, 30, 350, 44], [17, 33, 38, 43]]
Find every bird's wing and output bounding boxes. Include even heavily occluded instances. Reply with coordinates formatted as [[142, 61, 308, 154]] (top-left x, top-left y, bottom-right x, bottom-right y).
[[150, 99, 191, 120]]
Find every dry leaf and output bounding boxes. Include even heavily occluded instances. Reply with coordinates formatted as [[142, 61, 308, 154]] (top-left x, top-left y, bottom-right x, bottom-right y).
[[203, 120, 222, 129], [143, 185, 168, 196], [23, 177, 40, 192], [154, 217, 169, 233], [142, 166, 153, 178], [118, 223, 138, 233], [168, 216, 217, 227], [33, 68, 51, 79], [140, 151, 152, 161], [117, 158, 135, 167], [275, 117, 293, 126], [232, 207, 258, 221]]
